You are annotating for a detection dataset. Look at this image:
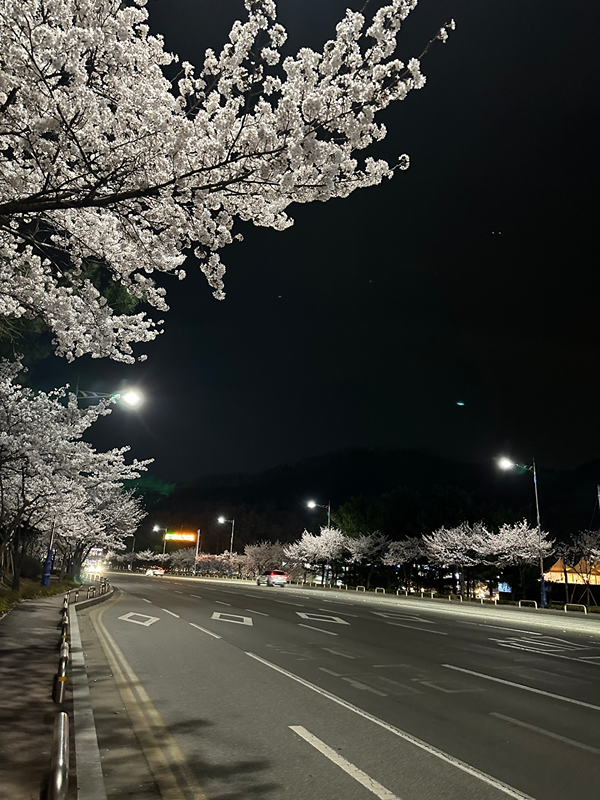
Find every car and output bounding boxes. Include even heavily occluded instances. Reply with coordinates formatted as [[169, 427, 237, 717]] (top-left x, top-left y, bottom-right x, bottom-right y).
[[145, 567, 165, 576], [257, 570, 289, 587]]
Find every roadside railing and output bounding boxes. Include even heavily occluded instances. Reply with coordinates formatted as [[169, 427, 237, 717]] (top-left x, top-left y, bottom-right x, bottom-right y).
[[48, 711, 69, 800]]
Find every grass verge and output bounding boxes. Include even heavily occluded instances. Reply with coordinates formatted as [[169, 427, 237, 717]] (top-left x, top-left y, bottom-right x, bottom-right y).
[[0, 578, 77, 616]]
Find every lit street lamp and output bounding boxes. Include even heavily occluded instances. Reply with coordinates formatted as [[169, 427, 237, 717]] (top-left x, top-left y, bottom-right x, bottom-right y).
[[153, 524, 168, 555], [76, 389, 143, 408], [307, 499, 331, 528], [193, 529, 202, 576], [497, 456, 547, 607], [218, 516, 235, 577]]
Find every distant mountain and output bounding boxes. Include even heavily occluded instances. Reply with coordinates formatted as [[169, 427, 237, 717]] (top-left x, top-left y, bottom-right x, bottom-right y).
[[146, 448, 600, 539]]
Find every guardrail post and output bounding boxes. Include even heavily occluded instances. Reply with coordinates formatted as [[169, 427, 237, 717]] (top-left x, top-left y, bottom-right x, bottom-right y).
[[518, 599, 538, 609], [48, 711, 69, 800], [356, 585, 365, 592], [374, 587, 385, 594], [564, 603, 587, 614]]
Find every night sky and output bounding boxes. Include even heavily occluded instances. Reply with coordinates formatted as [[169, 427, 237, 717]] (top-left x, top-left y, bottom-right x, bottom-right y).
[[32, 0, 600, 483]]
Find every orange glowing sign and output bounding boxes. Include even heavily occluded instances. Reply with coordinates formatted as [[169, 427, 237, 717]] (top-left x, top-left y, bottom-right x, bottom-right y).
[[164, 532, 197, 542]]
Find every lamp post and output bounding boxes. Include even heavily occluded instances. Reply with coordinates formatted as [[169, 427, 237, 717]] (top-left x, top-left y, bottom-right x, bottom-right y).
[[129, 534, 136, 572], [307, 499, 331, 528], [153, 524, 168, 555], [193, 529, 202, 576], [40, 520, 57, 587], [218, 517, 235, 577], [498, 456, 547, 607]]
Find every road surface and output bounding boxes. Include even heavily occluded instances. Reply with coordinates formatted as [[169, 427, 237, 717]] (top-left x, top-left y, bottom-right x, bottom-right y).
[[81, 574, 600, 800]]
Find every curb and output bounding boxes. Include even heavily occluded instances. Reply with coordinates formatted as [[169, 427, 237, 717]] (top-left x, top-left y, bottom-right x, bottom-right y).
[[69, 589, 116, 800]]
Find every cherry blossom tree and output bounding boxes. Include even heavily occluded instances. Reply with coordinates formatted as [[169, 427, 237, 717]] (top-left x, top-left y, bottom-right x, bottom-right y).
[[346, 531, 389, 588], [488, 520, 554, 599], [0, 362, 149, 586], [0, 0, 454, 362], [556, 530, 599, 606], [384, 536, 424, 590], [243, 540, 285, 577], [423, 522, 491, 594]]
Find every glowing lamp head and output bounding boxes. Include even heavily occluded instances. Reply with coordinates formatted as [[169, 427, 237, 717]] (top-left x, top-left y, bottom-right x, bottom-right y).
[[121, 390, 142, 407], [307, 501, 317, 508], [218, 516, 226, 523], [498, 457, 514, 470]]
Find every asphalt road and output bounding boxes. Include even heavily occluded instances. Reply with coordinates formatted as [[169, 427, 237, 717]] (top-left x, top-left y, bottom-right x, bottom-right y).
[[86, 574, 600, 800]]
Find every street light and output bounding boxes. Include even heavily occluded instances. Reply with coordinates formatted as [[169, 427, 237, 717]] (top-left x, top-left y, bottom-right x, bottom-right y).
[[128, 533, 136, 571], [497, 456, 547, 607], [193, 529, 202, 576], [76, 389, 143, 408], [218, 517, 235, 577], [153, 524, 168, 555], [307, 499, 331, 528]]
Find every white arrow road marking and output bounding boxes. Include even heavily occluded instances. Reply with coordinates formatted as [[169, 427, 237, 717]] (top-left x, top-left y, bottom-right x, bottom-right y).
[[290, 726, 402, 800], [296, 612, 349, 625], [118, 612, 160, 627], [211, 612, 253, 626]]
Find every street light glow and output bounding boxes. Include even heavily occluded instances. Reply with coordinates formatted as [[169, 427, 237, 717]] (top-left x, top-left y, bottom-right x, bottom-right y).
[[307, 500, 316, 508], [498, 457, 514, 470], [218, 516, 226, 523], [121, 390, 142, 407]]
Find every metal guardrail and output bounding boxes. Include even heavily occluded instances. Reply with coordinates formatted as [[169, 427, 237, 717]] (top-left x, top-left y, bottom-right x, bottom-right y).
[[374, 587, 385, 594], [48, 711, 69, 800], [564, 603, 587, 614], [519, 599, 538, 609]]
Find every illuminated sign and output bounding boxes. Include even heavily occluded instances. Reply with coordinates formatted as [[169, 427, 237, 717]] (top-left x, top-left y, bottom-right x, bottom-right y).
[[164, 532, 197, 542]]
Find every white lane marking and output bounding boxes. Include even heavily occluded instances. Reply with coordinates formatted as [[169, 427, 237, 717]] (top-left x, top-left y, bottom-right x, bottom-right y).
[[289, 726, 401, 800], [342, 678, 387, 697], [215, 601, 231, 606], [161, 608, 180, 618], [297, 612, 349, 625], [323, 648, 356, 659], [190, 594, 202, 599], [319, 608, 358, 617], [373, 612, 434, 624], [490, 712, 600, 754], [246, 608, 269, 616], [463, 623, 543, 635], [246, 654, 534, 800], [299, 624, 338, 636], [142, 598, 152, 604], [319, 667, 344, 677], [274, 600, 305, 606], [174, 591, 183, 594], [442, 664, 600, 711], [118, 612, 159, 627], [189, 622, 221, 639], [386, 622, 448, 636], [211, 612, 253, 626], [372, 665, 407, 668]]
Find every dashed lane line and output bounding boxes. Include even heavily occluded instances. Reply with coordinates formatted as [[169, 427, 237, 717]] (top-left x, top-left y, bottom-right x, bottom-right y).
[[290, 726, 401, 800], [189, 622, 221, 640], [386, 622, 448, 636], [247, 653, 534, 800], [246, 608, 269, 616], [442, 664, 600, 711], [215, 601, 231, 606], [298, 624, 338, 636], [491, 712, 600, 754], [161, 609, 180, 618]]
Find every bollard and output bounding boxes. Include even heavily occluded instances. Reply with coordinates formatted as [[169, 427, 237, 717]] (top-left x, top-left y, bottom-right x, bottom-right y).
[[48, 711, 69, 800], [74, 590, 79, 602], [52, 657, 68, 703]]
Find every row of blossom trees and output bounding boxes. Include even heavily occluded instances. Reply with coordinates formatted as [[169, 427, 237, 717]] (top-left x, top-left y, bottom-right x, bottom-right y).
[[0, 363, 149, 588]]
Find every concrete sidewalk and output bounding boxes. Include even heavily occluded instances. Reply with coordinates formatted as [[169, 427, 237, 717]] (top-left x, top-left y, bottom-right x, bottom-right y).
[[0, 592, 75, 800]]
